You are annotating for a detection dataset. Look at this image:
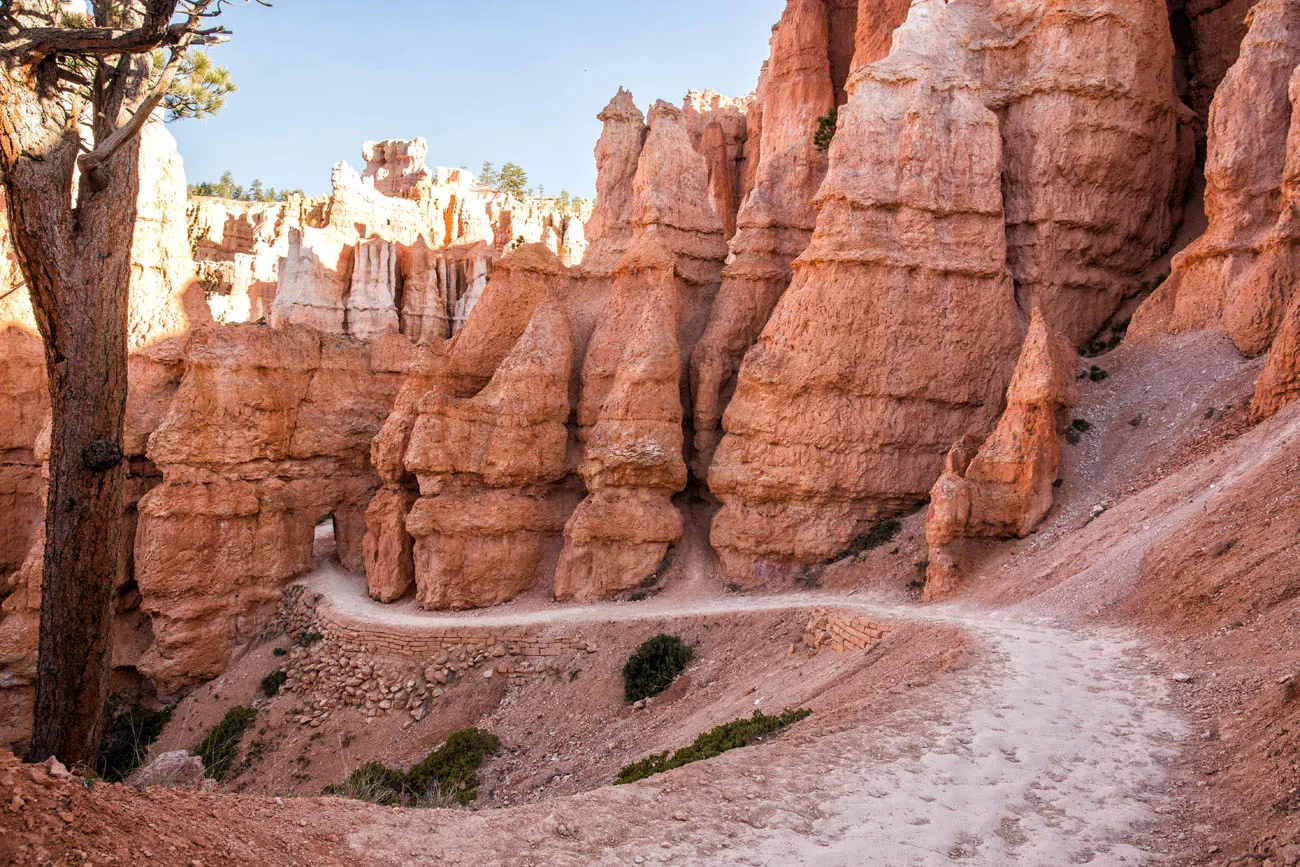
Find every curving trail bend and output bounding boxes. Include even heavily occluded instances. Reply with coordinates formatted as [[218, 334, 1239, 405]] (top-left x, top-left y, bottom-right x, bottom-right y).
[[308, 567, 1188, 866]]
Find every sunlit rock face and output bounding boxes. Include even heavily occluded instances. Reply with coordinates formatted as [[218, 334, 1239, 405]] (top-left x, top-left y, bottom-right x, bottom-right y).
[[689, 0, 908, 479], [191, 138, 591, 341], [363, 87, 734, 610], [707, 0, 1192, 584], [134, 325, 410, 689], [923, 310, 1079, 600]]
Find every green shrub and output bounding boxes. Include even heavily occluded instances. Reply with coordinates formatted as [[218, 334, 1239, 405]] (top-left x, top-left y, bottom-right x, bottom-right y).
[[623, 634, 694, 703], [616, 709, 811, 785], [841, 519, 902, 559], [324, 728, 500, 807], [96, 693, 173, 783], [813, 107, 838, 151], [260, 670, 288, 697], [194, 705, 257, 782]]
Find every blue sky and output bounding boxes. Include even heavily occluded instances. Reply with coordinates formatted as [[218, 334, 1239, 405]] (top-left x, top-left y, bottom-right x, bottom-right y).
[[172, 0, 786, 197]]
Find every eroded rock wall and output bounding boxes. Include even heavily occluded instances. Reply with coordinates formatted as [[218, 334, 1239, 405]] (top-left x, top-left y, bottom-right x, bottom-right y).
[[690, 0, 906, 477], [364, 86, 732, 609], [1131, 0, 1300, 419], [134, 326, 409, 689], [707, 0, 1192, 584], [924, 310, 1079, 599], [554, 242, 688, 601]]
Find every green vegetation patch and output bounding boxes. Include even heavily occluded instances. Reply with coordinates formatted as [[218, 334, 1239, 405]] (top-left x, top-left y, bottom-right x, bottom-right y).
[[814, 107, 839, 151], [615, 709, 812, 785], [260, 669, 288, 697], [96, 693, 173, 783], [324, 728, 501, 807], [623, 634, 694, 703], [194, 705, 257, 782]]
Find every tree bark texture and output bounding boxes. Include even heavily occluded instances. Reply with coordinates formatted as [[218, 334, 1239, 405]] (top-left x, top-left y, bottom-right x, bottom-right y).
[[1, 1, 152, 767]]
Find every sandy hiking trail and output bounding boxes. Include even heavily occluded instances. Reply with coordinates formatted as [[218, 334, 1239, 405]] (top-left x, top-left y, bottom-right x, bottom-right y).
[[304, 567, 1188, 866]]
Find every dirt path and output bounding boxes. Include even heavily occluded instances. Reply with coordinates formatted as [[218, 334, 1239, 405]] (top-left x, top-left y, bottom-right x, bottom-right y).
[[305, 569, 1188, 865]]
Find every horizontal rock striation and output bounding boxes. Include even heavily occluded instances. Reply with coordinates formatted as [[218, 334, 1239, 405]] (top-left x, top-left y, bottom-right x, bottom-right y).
[[708, 0, 1192, 583], [134, 325, 409, 689]]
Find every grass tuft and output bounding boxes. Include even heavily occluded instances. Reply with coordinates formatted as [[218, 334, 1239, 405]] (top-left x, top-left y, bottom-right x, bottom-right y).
[[260, 670, 288, 697], [615, 709, 811, 785], [324, 728, 500, 807], [194, 705, 257, 782], [96, 693, 173, 783]]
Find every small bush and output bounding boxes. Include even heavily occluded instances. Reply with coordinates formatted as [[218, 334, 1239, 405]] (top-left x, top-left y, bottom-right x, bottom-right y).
[[272, 647, 287, 657], [623, 634, 694, 703], [96, 693, 173, 783], [194, 705, 257, 782], [295, 631, 323, 647], [1088, 365, 1109, 382], [261, 670, 288, 697], [1071, 418, 1092, 433], [842, 519, 902, 559], [813, 107, 838, 151], [324, 728, 500, 807], [616, 709, 811, 785]]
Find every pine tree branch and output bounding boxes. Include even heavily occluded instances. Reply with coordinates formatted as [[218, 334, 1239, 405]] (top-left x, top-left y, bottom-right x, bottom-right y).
[[78, 41, 187, 187]]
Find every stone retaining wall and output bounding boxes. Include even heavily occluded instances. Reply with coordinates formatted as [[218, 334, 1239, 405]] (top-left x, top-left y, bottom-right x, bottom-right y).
[[802, 608, 892, 653], [272, 585, 599, 727]]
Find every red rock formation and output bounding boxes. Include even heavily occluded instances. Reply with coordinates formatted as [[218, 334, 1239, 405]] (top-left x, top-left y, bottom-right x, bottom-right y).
[[0, 209, 45, 579], [403, 296, 574, 610], [364, 89, 730, 609], [924, 310, 1079, 599], [1177, 0, 1261, 118], [1252, 287, 1300, 420], [709, 58, 1023, 584], [582, 89, 648, 275], [134, 326, 409, 688], [708, 0, 1191, 584], [1132, 0, 1300, 357], [683, 89, 753, 240], [690, 0, 909, 478], [554, 242, 687, 600], [446, 245, 567, 396]]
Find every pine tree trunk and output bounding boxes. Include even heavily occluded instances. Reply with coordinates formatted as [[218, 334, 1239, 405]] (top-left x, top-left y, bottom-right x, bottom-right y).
[[2, 0, 187, 768], [3, 115, 144, 769]]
